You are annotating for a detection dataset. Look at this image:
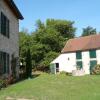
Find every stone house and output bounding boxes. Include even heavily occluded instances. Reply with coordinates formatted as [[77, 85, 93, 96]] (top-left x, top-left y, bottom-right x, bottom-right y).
[[50, 34, 100, 74], [0, 0, 23, 78]]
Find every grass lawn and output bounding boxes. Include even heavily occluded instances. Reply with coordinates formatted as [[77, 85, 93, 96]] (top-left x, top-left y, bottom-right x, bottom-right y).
[[0, 74, 100, 100]]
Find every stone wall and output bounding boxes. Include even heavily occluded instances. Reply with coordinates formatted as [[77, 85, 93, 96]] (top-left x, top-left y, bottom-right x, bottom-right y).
[[0, 0, 19, 77]]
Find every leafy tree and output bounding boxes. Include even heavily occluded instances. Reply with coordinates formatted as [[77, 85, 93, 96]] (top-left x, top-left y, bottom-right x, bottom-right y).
[[19, 19, 76, 72], [82, 26, 97, 36], [25, 48, 32, 78], [46, 19, 76, 38], [40, 51, 59, 69], [19, 31, 32, 77]]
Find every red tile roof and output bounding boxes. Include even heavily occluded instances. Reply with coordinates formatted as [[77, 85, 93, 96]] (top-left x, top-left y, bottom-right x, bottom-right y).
[[61, 34, 100, 53]]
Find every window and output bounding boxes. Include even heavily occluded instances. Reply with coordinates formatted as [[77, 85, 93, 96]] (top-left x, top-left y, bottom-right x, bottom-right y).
[[76, 61, 83, 69], [56, 63, 59, 72], [76, 51, 82, 59], [1, 12, 9, 38], [89, 50, 96, 58], [90, 60, 97, 73], [0, 51, 9, 75]]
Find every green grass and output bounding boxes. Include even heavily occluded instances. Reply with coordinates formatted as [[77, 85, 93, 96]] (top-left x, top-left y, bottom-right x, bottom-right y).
[[0, 74, 100, 100]]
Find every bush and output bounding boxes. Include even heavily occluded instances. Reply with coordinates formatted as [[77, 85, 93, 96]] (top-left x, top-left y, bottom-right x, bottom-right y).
[[91, 64, 100, 75], [0, 74, 15, 90], [60, 71, 66, 75], [60, 71, 72, 76], [0, 79, 7, 90]]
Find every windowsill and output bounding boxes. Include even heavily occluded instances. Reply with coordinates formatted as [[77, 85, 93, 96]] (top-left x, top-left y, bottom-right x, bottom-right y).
[[0, 33, 10, 39]]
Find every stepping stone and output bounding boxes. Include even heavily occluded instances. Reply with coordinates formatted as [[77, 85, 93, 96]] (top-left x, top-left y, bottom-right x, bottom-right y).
[[6, 96, 15, 100]]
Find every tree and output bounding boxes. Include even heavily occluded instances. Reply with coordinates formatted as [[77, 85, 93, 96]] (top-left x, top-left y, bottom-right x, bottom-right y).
[[40, 51, 59, 69], [19, 19, 76, 72], [46, 19, 76, 38], [25, 48, 32, 78], [19, 31, 32, 64], [82, 26, 97, 36]]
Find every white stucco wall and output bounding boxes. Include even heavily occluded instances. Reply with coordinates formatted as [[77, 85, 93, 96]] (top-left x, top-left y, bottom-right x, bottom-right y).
[[51, 49, 100, 74], [51, 53, 76, 73], [82, 51, 90, 74], [97, 49, 100, 64]]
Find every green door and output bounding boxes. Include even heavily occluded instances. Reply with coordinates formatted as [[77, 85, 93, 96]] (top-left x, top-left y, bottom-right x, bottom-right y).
[[50, 64, 56, 74], [90, 60, 97, 73]]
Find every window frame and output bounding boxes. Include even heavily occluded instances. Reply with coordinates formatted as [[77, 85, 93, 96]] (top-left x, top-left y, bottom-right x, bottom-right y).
[[76, 61, 83, 69], [89, 49, 96, 58], [1, 12, 10, 38], [76, 51, 82, 59], [0, 51, 10, 75]]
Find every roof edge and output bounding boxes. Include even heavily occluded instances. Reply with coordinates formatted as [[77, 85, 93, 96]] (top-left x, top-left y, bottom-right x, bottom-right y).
[[61, 47, 100, 54], [4, 0, 24, 20]]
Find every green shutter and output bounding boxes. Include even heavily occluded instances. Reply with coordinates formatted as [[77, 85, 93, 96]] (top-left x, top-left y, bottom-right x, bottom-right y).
[[7, 54, 9, 73], [3, 52, 6, 74], [1, 12, 9, 38], [76, 61, 83, 69], [89, 50, 96, 58], [90, 60, 97, 73], [76, 51, 82, 59]]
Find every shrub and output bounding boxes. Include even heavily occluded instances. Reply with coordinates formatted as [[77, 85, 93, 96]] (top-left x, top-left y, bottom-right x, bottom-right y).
[[0, 74, 15, 90], [60, 71, 72, 76], [91, 64, 100, 75], [0, 79, 7, 90], [60, 71, 66, 75]]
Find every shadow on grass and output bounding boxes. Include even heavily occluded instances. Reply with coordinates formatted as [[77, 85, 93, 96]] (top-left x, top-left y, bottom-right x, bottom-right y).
[[11, 73, 41, 86]]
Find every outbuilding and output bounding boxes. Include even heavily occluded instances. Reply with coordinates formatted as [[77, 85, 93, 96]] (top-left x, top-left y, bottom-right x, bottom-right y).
[[50, 34, 100, 74]]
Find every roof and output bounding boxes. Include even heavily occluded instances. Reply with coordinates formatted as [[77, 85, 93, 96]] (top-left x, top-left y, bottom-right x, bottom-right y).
[[4, 0, 24, 20], [61, 34, 100, 53]]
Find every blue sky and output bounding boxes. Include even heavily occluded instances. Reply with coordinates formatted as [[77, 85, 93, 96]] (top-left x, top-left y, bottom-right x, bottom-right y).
[[14, 0, 100, 36]]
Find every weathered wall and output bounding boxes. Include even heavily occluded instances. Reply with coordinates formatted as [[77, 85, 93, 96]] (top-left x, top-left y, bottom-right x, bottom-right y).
[[0, 0, 19, 76]]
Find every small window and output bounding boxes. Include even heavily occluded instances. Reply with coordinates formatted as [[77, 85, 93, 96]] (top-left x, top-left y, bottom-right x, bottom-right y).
[[89, 50, 96, 58], [56, 63, 59, 72], [76, 51, 82, 59], [0, 51, 9, 75], [76, 61, 83, 69], [1, 12, 9, 38], [68, 57, 70, 60]]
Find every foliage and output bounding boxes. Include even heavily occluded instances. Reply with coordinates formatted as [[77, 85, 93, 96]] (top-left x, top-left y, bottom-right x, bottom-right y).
[[82, 26, 97, 36], [19, 19, 76, 71], [0, 79, 5, 89], [0, 74, 16, 90], [25, 49, 32, 78], [46, 19, 76, 38], [91, 64, 100, 75], [39, 51, 59, 71], [19, 31, 32, 63]]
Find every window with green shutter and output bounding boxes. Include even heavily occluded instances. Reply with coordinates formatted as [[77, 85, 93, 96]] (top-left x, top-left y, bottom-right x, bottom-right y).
[[76, 61, 83, 69], [0, 51, 9, 74], [76, 51, 82, 59], [1, 12, 10, 38], [89, 50, 96, 58], [90, 60, 97, 73]]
